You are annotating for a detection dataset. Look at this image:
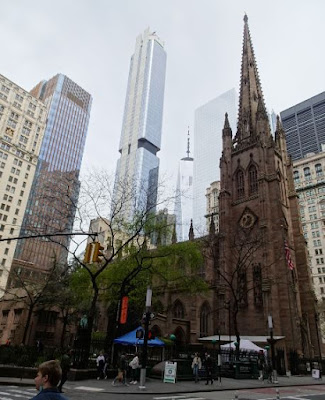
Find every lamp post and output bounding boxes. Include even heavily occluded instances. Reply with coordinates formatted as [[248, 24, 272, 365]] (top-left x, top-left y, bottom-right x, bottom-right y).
[[139, 287, 152, 388], [170, 333, 176, 360], [267, 315, 278, 384], [314, 312, 322, 379]]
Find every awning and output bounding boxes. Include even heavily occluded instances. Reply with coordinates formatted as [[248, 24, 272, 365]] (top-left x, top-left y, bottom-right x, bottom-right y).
[[198, 335, 285, 343]]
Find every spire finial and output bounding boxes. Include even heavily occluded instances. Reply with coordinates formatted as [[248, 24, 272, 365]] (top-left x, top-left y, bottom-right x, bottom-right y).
[[189, 219, 194, 241], [224, 113, 230, 129], [244, 13, 248, 23], [186, 126, 190, 158]]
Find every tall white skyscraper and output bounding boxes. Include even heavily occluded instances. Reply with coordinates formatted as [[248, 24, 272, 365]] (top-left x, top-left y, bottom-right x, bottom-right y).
[[193, 89, 237, 235], [174, 130, 193, 242], [113, 28, 167, 220]]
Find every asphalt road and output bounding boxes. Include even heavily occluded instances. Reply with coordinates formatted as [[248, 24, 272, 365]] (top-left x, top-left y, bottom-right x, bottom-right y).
[[2, 385, 325, 400]]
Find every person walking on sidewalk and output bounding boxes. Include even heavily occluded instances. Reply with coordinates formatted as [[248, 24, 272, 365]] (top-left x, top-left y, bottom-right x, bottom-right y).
[[30, 360, 69, 399], [191, 352, 202, 383], [58, 350, 71, 393], [96, 351, 106, 380], [204, 352, 213, 385], [129, 352, 140, 384]]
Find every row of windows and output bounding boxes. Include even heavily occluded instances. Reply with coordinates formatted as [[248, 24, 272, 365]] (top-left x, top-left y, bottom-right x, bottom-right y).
[[294, 164, 324, 183]]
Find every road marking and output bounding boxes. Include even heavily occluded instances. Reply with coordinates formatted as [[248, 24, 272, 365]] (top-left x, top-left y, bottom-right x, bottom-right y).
[[74, 386, 105, 392], [153, 397, 206, 400], [153, 397, 188, 400]]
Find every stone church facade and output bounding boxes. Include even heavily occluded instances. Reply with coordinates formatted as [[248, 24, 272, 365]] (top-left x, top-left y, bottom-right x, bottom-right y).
[[153, 15, 320, 361]]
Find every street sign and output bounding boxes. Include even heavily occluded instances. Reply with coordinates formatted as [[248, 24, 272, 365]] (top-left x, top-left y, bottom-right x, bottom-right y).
[[163, 361, 177, 384]]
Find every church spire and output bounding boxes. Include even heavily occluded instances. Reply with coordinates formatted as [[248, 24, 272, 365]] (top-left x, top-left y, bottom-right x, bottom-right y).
[[234, 14, 268, 145]]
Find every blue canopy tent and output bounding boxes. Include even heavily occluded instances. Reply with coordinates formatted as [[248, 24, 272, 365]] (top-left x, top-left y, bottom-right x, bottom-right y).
[[114, 327, 165, 347]]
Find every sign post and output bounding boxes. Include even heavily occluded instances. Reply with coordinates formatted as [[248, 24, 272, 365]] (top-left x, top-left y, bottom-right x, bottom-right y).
[[163, 361, 177, 383]]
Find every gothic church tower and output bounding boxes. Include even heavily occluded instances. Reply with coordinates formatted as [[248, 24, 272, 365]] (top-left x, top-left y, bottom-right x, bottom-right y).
[[218, 15, 319, 357]]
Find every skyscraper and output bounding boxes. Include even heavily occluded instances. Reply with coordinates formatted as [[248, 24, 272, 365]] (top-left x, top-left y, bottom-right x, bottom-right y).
[[14, 74, 92, 270], [113, 28, 167, 221], [0, 74, 47, 293], [193, 89, 237, 235], [280, 92, 325, 161], [174, 130, 193, 242]]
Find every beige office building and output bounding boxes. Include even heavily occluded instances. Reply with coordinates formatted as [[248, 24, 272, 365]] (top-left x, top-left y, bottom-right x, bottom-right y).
[[205, 180, 220, 233], [0, 74, 47, 294], [293, 149, 325, 300]]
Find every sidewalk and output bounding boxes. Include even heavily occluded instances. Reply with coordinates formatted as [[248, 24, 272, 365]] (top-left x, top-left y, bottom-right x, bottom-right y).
[[0, 375, 324, 395]]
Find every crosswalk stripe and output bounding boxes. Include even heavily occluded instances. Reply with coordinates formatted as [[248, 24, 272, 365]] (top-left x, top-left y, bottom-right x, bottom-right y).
[[0, 396, 15, 400], [153, 397, 188, 400], [153, 397, 206, 400], [74, 386, 104, 392]]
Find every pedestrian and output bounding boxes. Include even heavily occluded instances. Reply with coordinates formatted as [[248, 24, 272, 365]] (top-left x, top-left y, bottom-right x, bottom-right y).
[[204, 352, 213, 385], [30, 359, 68, 399], [58, 350, 71, 393], [191, 352, 202, 383], [129, 352, 140, 384], [103, 352, 109, 379], [119, 352, 128, 384], [96, 351, 105, 380], [112, 352, 128, 386], [257, 350, 265, 381]]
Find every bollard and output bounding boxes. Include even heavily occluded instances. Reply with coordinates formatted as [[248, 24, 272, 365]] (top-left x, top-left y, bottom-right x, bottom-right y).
[[275, 387, 280, 399]]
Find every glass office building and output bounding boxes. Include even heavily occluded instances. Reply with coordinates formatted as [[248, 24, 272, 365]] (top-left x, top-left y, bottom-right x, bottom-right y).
[[14, 74, 92, 269], [193, 89, 237, 235], [113, 28, 167, 221], [280, 92, 325, 161]]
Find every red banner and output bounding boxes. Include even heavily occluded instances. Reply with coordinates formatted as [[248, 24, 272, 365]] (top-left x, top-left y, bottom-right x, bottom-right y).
[[120, 296, 129, 324]]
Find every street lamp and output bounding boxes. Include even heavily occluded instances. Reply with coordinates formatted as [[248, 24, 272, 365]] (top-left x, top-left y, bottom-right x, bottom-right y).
[[314, 313, 322, 379], [170, 333, 176, 360], [139, 287, 152, 388], [267, 315, 278, 384]]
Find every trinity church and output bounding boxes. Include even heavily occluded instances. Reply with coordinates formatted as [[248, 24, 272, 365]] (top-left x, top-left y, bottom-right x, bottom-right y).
[[154, 15, 320, 366]]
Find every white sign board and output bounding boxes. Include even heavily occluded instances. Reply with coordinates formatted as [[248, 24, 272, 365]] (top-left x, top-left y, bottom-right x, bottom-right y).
[[312, 369, 320, 379], [164, 361, 177, 383]]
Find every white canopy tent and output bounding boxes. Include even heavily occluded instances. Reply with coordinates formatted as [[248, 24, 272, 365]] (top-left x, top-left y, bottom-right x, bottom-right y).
[[221, 339, 265, 353]]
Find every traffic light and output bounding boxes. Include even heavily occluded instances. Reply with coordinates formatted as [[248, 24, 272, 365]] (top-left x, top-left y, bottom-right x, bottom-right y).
[[92, 242, 105, 263], [136, 329, 144, 339], [148, 330, 155, 340], [83, 243, 92, 263]]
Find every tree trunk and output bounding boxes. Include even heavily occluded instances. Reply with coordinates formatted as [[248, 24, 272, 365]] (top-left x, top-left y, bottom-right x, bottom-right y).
[[22, 304, 34, 345], [60, 312, 68, 349]]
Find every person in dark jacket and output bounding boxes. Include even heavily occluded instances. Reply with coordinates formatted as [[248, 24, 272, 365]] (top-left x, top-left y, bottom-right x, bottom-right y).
[[58, 351, 72, 392], [30, 360, 69, 400], [204, 352, 214, 385]]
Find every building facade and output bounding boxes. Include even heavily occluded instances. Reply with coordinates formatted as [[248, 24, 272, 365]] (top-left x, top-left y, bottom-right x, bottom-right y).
[[205, 180, 220, 233], [0, 74, 47, 293], [112, 28, 167, 221], [218, 15, 319, 358], [174, 131, 194, 242], [14, 74, 92, 270], [193, 89, 237, 235], [292, 150, 325, 300], [280, 92, 325, 161]]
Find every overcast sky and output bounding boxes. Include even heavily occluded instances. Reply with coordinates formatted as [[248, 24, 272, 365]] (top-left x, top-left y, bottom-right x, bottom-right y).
[[1, 0, 325, 194]]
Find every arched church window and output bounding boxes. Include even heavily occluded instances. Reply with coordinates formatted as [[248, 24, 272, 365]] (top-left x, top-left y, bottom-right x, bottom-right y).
[[236, 170, 245, 199], [173, 300, 185, 319], [248, 165, 258, 195], [200, 302, 211, 337]]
